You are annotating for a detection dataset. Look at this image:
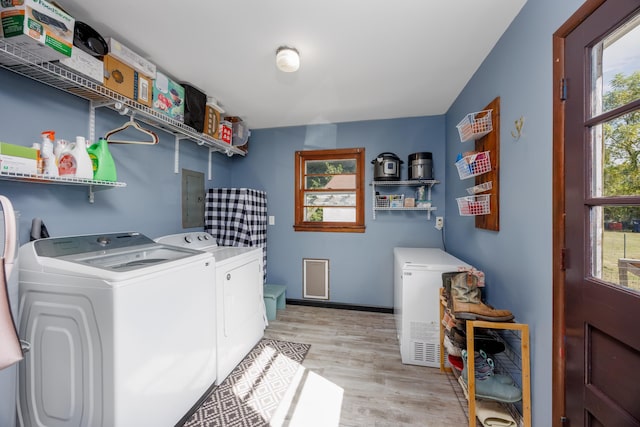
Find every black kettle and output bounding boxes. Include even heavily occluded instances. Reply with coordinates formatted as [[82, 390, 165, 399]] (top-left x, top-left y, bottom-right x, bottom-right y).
[[372, 152, 402, 181]]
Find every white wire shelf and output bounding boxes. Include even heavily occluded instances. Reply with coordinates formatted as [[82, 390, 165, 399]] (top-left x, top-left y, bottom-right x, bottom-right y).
[[0, 39, 244, 156], [0, 171, 126, 188]]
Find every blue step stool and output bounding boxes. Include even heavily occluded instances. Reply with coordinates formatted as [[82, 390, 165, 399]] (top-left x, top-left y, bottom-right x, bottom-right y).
[[264, 284, 286, 321]]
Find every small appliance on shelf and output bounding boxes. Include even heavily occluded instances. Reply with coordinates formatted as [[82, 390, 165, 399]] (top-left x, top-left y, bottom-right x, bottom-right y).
[[371, 152, 402, 181]]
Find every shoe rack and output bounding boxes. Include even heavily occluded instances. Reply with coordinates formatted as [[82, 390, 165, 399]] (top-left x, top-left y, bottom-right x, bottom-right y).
[[439, 288, 532, 427]]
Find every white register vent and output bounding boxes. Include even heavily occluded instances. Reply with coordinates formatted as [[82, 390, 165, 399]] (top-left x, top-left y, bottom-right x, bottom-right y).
[[303, 258, 329, 300]]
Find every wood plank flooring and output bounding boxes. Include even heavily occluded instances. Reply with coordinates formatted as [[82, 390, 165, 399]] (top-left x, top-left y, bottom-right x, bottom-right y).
[[263, 304, 468, 427]]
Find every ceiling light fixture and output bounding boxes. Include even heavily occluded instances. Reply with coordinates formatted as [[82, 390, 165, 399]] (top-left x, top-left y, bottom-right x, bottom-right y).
[[276, 46, 300, 73]]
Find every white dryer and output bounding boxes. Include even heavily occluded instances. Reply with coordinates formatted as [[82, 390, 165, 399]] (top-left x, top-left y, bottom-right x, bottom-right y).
[[155, 232, 266, 384], [18, 232, 217, 427]]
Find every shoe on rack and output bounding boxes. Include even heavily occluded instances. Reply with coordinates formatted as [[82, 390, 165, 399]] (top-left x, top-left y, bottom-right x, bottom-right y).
[[461, 350, 513, 385], [451, 273, 514, 322], [444, 335, 462, 357], [449, 326, 506, 354], [448, 354, 464, 371], [461, 350, 521, 403], [447, 326, 467, 349], [442, 271, 460, 310]]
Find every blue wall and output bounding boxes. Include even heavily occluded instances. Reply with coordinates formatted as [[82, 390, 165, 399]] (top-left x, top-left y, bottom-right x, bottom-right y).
[[0, 69, 232, 244], [443, 0, 582, 425], [230, 117, 447, 307]]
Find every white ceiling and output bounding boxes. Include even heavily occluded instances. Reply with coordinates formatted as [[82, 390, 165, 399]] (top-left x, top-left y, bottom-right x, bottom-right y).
[[56, 0, 526, 130]]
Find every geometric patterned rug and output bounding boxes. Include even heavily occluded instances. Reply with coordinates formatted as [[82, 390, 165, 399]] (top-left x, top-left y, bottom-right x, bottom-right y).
[[181, 339, 311, 427]]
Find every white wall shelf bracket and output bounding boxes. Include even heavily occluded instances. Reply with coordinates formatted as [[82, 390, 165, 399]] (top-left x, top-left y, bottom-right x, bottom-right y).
[[208, 148, 214, 181], [174, 135, 191, 174]]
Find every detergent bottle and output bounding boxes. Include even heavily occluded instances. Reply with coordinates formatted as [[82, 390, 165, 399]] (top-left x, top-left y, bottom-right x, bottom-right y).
[[58, 136, 93, 179], [53, 139, 68, 168], [87, 138, 117, 181], [40, 131, 58, 177]]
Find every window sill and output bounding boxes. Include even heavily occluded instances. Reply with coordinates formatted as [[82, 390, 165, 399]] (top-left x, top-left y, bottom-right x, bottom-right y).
[[293, 224, 366, 233]]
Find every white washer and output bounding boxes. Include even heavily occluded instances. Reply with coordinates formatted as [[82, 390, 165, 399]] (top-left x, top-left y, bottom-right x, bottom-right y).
[[17, 232, 217, 427], [155, 232, 265, 385]]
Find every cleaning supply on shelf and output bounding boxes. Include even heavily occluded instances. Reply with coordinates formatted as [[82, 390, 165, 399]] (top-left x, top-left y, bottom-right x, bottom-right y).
[[40, 131, 58, 177], [31, 143, 43, 175], [87, 138, 117, 181], [53, 139, 67, 169], [58, 136, 93, 179]]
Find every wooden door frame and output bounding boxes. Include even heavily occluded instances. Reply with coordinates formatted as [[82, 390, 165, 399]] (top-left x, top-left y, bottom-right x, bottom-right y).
[[552, 1, 606, 425]]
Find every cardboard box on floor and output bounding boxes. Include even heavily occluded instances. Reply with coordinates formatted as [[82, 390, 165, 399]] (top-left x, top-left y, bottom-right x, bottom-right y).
[[0, 0, 74, 65]]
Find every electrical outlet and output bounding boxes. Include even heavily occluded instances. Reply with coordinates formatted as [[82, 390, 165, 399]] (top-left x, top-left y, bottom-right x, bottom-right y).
[[435, 216, 444, 230]]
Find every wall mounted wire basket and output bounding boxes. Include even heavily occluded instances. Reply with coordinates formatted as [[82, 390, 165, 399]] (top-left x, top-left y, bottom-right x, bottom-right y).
[[457, 194, 491, 216], [466, 181, 493, 195], [455, 151, 492, 180], [375, 194, 404, 208], [456, 110, 493, 142]]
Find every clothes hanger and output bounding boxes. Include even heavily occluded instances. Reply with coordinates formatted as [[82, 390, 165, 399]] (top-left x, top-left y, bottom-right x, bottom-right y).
[[104, 113, 159, 145]]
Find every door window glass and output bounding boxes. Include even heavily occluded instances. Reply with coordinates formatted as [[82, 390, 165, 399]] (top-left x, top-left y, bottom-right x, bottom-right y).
[[590, 13, 640, 117], [589, 12, 640, 293]]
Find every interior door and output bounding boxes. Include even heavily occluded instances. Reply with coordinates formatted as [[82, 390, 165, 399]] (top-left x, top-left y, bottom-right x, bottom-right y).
[[564, 1, 640, 425]]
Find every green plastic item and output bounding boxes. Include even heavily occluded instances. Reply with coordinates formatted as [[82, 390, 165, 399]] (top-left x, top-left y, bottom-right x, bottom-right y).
[[87, 138, 117, 181]]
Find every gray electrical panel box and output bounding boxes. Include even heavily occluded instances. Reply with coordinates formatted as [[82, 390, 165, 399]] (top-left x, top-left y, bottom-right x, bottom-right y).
[[181, 169, 205, 228]]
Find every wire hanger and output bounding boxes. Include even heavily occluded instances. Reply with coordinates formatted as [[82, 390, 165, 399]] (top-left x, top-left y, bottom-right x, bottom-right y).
[[104, 112, 159, 145]]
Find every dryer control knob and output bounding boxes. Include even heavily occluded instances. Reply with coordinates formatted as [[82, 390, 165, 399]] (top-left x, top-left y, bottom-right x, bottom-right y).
[[184, 236, 192, 243]]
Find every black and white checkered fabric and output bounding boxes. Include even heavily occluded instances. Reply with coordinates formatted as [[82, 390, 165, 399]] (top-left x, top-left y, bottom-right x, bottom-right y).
[[205, 188, 267, 280]]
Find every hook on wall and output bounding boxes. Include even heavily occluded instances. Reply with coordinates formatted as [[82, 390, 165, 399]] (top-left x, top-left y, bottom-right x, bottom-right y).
[[511, 116, 525, 141]]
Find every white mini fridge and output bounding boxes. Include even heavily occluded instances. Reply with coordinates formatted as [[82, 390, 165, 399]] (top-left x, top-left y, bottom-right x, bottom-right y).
[[393, 247, 471, 367]]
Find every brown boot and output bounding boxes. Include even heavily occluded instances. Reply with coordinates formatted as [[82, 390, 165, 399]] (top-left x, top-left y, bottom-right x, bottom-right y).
[[441, 271, 460, 311], [451, 272, 514, 322]]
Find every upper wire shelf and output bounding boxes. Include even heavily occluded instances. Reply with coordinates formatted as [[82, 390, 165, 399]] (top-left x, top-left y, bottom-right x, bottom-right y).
[[0, 39, 244, 156]]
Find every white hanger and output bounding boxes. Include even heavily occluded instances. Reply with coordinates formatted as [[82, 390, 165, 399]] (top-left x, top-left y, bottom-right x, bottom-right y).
[[104, 113, 159, 145]]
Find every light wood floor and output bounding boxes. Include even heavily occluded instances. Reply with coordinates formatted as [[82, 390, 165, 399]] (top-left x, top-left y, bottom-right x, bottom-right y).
[[263, 304, 468, 427]]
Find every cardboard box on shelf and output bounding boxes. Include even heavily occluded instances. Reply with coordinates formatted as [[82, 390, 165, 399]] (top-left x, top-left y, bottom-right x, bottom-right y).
[[152, 72, 184, 122], [59, 47, 103, 84], [0, 142, 38, 160], [105, 37, 156, 78], [136, 74, 152, 107], [0, 155, 37, 174], [219, 121, 233, 144], [0, 142, 38, 175], [103, 54, 152, 105], [203, 105, 221, 139], [0, 0, 74, 65]]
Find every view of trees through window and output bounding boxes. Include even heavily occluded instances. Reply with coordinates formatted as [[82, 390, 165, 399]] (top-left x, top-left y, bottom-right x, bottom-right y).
[[294, 148, 365, 233], [304, 159, 356, 222], [593, 17, 640, 287]]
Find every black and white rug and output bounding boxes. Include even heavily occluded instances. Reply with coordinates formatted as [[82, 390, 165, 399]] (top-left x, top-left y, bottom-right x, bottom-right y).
[[181, 339, 311, 427]]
